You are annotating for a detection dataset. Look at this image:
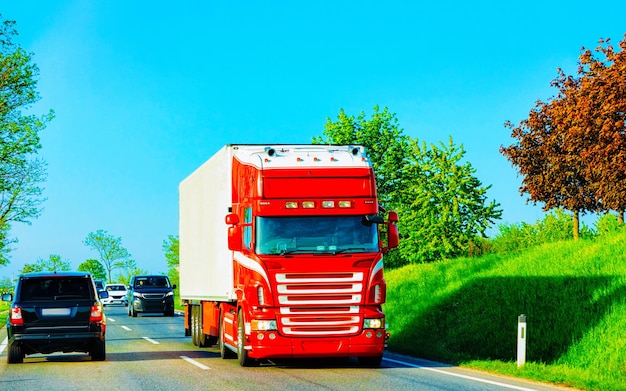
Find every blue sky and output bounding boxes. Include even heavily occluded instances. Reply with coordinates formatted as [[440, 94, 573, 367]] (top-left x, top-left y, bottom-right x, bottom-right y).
[[2, 1, 625, 279]]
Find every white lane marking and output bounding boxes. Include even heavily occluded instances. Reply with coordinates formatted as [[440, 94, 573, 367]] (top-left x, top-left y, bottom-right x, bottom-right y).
[[0, 337, 7, 355], [108, 317, 116, 322], [181, 355, 210, 370], [121, 326, 132, 331], [143, 337, 160, 344], [383, 357, 539, 391]]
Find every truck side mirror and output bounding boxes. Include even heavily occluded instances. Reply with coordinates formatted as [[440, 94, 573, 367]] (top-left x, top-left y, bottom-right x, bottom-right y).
[[226, 213, 242, 251], [225, 213, 240, 225], [228, 226, 242, 251], [383, 211, 399, 252]]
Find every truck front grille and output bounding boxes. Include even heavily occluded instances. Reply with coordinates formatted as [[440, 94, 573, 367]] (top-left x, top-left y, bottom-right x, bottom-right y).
[[274, 272, 364, 336]]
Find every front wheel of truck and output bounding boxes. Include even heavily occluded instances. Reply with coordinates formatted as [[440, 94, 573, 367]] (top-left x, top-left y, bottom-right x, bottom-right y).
[[237, 310, 258, 367], [219, 309, 236, 359]]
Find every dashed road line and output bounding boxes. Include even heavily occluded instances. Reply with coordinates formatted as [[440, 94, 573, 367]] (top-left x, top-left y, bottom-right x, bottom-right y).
[[181, 355, 210, 370], [0, 337, 7, 355], [143, 337, 160, 344]]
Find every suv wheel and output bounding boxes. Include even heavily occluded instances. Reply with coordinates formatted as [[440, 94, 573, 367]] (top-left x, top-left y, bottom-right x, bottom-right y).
[[90, 339, 106, 361], [7, 343, 23, 364]]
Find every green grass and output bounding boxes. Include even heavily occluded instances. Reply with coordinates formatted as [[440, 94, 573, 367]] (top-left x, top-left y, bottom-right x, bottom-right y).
[[384, 230, 626, 391], [0, 300, 8, 328]]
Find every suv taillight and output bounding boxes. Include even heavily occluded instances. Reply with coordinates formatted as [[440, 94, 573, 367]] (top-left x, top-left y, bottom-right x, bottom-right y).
[[89, 304, 103, 322], [10, 306, 24, 326]]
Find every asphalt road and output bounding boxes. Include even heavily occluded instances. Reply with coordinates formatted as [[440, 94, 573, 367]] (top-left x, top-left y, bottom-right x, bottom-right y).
[[0, 305, 575, 391]]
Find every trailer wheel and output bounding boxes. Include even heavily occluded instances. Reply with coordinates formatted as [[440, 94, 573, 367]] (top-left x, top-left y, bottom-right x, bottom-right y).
[[191, 305, 199, 346], [237, 310, 258, 367], [195, 306, 208, 347]]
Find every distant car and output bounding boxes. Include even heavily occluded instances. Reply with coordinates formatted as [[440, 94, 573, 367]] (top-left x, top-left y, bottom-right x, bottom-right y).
[[2, 271, 108, 363], [101, 283, 128, 306], [94, 280, 105, 293], [127, 275, 176, 317]]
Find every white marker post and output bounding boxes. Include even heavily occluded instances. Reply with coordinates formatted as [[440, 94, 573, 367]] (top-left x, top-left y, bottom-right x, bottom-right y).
[[517, 314, 527, 367]]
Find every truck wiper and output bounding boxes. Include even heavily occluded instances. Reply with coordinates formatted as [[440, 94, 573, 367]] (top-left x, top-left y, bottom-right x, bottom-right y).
[[279, 249, 314, 255], [330, 247, 370, 254]]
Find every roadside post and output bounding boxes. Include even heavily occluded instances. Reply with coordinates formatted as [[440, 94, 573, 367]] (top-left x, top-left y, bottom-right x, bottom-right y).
[[517, 314, 527, 367]]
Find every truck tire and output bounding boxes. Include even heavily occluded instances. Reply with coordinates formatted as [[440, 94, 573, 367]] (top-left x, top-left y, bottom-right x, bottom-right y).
[[219, 310, 236, 359], [191, 305, 199, 346], [237, 310, 257, 367], [7, 343, 23, 364]]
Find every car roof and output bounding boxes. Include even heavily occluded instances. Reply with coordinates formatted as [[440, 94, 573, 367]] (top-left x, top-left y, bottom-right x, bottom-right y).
[[20, 271, 92, 279]]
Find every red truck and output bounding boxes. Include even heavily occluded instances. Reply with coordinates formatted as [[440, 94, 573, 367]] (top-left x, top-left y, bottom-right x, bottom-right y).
[[179, 144, 398, 367]]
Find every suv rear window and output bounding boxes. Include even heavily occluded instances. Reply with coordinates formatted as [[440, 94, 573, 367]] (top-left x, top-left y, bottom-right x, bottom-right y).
[[19, 277, 92, 302]]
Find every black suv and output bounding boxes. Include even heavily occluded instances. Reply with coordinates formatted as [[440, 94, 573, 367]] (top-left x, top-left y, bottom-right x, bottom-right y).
[[2, 271, 109, 363], [127, 275, 176, 317]]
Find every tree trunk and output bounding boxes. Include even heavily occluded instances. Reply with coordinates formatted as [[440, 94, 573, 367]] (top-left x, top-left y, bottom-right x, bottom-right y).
[[618, 209, 625, 225], [573, 210, 580, 240]]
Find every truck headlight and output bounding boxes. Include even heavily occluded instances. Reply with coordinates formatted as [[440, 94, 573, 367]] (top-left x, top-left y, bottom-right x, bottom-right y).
[[363, 318, 385, 329], [251, 319, 277, 331]]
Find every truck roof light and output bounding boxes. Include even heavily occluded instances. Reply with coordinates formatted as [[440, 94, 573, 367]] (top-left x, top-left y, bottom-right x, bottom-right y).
[[297, 157, 303, 162], [321, 201, 335, 208], [338, 201, 352, 208], [285, 201, 298, 209], [302, 201, 315, 208]]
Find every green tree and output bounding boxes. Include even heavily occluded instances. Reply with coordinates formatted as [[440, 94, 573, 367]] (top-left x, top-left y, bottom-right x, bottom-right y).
[[163, 235, 179, 288], [83, 229, 132, 283], [77, 258, 107, 281], [399, 138, 502, 263], [0, 275, 13, 293], [0, 16, 54, 266], [114, 264, 146, 286], [314, 107, 502, 265], [313, 105, 410, 209], [22, 254, 71, 273]]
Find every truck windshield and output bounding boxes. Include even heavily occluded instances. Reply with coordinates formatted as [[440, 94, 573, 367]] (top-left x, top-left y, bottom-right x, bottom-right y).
[[255, 216, 379, 255]]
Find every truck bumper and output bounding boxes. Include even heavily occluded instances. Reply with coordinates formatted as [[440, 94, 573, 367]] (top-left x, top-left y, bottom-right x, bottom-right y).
[[245, 329, 386, 359]]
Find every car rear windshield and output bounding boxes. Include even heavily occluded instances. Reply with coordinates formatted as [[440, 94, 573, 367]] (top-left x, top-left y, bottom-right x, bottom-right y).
[[19, 277, 93, 302]]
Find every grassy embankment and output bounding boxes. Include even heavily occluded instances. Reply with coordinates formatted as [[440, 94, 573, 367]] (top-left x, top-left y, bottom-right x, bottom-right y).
[[0, 300, 7, 328], [384, 229, 626, 391]]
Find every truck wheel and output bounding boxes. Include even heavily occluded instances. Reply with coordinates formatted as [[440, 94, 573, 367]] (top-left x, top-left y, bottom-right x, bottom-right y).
[[196, 307, 207, 347], [237, 310, 258, 367], [191, 305, 199, 346], [7, 343, 23, 364], [219, 310, 235, 359]]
